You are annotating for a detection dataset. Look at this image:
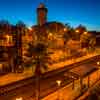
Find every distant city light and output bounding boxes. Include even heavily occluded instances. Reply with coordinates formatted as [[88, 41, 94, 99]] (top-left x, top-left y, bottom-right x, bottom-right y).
[[75, 30, 79, 33], [56, 80, 62, 86], [97, 61, 100, 65], [28, 27, 32, 31], [64, 28, 67, 32], [84, 31, 88, 35], [16, 97, 23, 100]]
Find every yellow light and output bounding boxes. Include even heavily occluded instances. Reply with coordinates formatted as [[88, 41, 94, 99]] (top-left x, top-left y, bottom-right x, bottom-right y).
[[6, 35, 10, 41], [28, 27, 32, 31], [75, 30, 79, 33], [49, 33, 52, 36], [97, 61, 100, 65], [48, 33, 53, 39], [56, 80, 62, 86], [16, 97, 23, 100], [64, 28, 67, 32], [84, 31, 87, 35]]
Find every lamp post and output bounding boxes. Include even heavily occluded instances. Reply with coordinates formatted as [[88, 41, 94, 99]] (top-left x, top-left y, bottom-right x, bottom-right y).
[[56, 80, 62, 100], [97, 61, 100, 80]]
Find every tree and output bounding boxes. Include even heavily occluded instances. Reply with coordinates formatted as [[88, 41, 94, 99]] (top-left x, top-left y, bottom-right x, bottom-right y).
[[63, 32, 70, 45], [80, 32, 96, 52], [14, 21, 26, 72], [0, 20, 11, 33], [26, 42, 51, 100], [63, 23, 71, 45], [65, 23, 71, 30], [68, 27, 75, 40], [75, 24, 87, 40], [75, 24, 86, 33]]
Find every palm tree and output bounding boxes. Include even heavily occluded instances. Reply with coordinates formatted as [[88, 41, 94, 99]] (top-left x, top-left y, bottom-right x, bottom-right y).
[[27, 42, 51, 100]]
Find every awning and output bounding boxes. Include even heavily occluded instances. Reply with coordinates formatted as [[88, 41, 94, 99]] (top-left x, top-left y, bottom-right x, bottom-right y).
[[68, 64, 98, 78]]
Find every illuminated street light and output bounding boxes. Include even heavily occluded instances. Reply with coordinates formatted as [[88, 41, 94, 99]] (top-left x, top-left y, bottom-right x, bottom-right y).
[[56, 80, 62, 100], [6, 34, 10, 42], [15, 97, 23, 100], [5, 34, 13, 46], [48, 33, 53, 40], [28, 27, 32, 31], [75, 30, 79, 33], [48, 33, 53, 37], [56, 80, 62, 86], [64, 28, 67, 32], [97, 61, 100, 65], [97, 61, 100, 80], [83, 31, 88, 35]]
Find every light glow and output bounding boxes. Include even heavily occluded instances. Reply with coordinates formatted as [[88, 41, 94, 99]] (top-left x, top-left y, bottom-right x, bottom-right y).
[[56, 80, 62, 86], [16, 97, 23, 100]]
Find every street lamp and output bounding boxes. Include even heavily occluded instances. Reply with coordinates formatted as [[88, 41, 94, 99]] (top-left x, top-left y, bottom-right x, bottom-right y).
[[64, 28, 67, 32], [97, 61, 100, 65], [48, 33, 53, 40], [6, 35, 10, 41], [56, 80, 62, 100], [15, 97, 23, 100], [97, 61, 100, 80], [28, 27, 32, 31], [83, 31, 87, 35], [75, 30, 79, 33], [56, 80, 62, 86]]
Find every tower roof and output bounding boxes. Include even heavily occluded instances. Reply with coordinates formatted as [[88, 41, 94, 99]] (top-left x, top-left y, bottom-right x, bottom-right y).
[[38, 3, 46, 8]]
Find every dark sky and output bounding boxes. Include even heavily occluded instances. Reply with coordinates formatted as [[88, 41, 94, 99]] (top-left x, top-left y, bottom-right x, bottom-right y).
[[0, 0, 100, 31]]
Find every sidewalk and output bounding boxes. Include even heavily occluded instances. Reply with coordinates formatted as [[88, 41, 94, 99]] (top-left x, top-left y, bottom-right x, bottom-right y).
[[42, 80, 81, 100], [48, 52, 99, 71], [42, 67, 99, 100], [0, 52, 99, 87], [0, 67, 33, 86], [77, 79, 100, 100]]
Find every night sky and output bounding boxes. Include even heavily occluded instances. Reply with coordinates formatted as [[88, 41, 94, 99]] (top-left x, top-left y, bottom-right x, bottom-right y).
[[0, 0, 100, 31]]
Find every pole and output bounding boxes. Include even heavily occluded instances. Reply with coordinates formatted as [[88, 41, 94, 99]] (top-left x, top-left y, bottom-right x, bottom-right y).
[[56, 80, 61, 100], [80, 77, 83, 93], [72, 79, 75, 90], [88, 75, 90, 88]]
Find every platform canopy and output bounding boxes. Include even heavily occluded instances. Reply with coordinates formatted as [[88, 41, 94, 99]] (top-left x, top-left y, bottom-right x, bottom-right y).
[[68, 64, 98, 78]]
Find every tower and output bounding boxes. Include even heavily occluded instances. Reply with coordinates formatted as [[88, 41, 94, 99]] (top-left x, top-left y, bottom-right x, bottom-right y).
[[37, 3, 48, 26]]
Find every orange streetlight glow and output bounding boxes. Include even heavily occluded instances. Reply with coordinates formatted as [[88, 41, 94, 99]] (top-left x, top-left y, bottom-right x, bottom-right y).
[[97, 61, 100, 65], [56, 80, 62, 86], [64, 28, 67, 32], [75, 30, 79, 33], [6, 34, 10, 42], [28, 27, 32, 31], [15, 97, 23, 100], [84, 31, 88, 35]]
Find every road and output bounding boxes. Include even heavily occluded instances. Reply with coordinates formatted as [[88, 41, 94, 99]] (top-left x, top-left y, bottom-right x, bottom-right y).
[[0, 56, 99, 100]]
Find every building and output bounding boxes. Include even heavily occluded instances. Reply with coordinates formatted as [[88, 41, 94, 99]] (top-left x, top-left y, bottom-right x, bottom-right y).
[[32, 3, 67, 48], [0, 25, 15, 74], [89, 31, 100, 47]]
